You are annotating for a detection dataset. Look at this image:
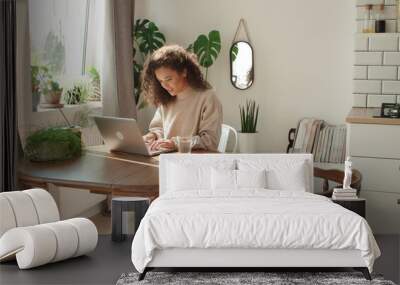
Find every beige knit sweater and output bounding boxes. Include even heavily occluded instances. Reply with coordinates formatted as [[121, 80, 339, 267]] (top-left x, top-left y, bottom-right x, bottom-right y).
[[148, 87, 223, 151]]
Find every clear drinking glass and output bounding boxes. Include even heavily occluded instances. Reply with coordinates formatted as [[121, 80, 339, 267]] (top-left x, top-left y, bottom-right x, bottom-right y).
[[176, 136, 194, 153]]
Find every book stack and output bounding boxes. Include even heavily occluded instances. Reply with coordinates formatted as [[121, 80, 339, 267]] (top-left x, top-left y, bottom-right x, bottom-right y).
[[313, 125, 347, 163], [332, 188, 358, 200], [290, 118, 347, 164], [292, 118, 324, 154]]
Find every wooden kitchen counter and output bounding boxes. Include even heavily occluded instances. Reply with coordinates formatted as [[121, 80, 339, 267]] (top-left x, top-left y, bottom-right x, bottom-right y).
[[346, 107, 400, 125]]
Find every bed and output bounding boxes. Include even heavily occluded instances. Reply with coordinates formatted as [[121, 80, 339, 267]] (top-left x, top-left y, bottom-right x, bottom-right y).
[[131, 154, 380, 280]]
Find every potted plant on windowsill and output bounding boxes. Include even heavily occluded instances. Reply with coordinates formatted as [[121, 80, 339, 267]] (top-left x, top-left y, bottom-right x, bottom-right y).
[[63, 81, 90, 105], [238, 99, 259, 153], [34, 65, 63, 108], [39, 79, 63, 108]]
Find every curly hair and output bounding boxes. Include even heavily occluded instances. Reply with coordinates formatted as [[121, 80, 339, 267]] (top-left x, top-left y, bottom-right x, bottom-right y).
[[141, 45, 211, 106]]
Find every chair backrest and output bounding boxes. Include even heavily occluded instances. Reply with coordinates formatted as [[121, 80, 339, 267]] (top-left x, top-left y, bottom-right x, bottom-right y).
[[218, 124, 238, 153], [0, 188, 60, 237]]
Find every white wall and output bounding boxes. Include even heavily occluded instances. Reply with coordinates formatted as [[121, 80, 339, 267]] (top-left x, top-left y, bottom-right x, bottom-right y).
[[135, 0, 355, 152]]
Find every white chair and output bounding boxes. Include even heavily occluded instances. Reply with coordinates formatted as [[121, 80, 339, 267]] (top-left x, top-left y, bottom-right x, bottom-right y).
[[0, 188, 98, 269], [218, 124, 238, 153]]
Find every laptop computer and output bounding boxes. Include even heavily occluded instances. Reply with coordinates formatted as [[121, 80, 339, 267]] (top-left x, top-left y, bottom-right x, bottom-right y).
[[92, 115, 172, 156]]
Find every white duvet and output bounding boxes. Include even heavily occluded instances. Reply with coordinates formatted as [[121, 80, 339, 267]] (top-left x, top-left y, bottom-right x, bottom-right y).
[[131, 190, 380, 273]]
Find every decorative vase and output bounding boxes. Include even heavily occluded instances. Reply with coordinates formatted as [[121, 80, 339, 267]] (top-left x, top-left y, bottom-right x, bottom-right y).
[[238, 132, 258, 153]]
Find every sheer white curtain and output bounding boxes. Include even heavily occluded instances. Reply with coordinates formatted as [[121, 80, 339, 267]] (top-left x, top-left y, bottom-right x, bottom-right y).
[[100, 0, 137, 118]]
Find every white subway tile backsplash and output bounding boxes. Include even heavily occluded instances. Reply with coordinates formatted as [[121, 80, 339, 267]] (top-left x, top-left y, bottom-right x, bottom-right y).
[[368, 66, 397, 79], [367, 94, 397, 107], [353, 80, 382, 93], [385, 20, 397, 33], [355, 52, 383, 65], [357, 6, 369, 20], [370, 5, 398, 20], [369, 35, 398, 51], [356, 21, 364, 33], [354, 34, 369, 51], [382, 80, 400, 93], [353, 3, 400, 107], [354, 66, 368, 79], [356, 0, 384, 5], [353, 94, 368, 107], [383, 52, 400, 65]]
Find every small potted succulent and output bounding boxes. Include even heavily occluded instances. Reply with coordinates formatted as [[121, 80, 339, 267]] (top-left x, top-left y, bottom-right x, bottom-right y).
[[37, 71, 63, 106], [238, 99, 259, 153], [63, 81, 91, 105], [42, 81, 63, 105]]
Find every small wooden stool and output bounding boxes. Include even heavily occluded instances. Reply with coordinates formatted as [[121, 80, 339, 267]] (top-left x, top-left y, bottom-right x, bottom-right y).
[[111, 197, 150, 242]]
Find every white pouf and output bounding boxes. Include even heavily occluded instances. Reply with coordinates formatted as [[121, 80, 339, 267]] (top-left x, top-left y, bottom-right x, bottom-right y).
[[0, 189, 98, 269]]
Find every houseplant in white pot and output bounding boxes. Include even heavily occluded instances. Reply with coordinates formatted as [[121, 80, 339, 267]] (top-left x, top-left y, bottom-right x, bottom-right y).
[[238, 100, 259, 153]]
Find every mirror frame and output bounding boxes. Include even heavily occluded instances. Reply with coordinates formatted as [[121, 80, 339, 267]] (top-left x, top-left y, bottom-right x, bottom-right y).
[[229, 40, 254, 90]]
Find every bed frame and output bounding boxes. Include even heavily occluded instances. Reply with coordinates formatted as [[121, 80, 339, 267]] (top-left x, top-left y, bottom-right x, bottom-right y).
[[137, 154, 372, 281], [139, 248, 371, 280]]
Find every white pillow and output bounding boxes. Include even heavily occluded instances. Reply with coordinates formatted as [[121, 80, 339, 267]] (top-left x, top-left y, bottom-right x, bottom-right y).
[[237, 169, 267, 188], [211, 168, 236, 190], [167, 160, 235, 191], [238, 159, 309, 191], [266, 163, 307, 191], [211, 169, 267, 190]]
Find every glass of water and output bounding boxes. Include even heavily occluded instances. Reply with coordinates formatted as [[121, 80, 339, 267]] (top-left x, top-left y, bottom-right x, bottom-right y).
[[176, 136, 194, 153]]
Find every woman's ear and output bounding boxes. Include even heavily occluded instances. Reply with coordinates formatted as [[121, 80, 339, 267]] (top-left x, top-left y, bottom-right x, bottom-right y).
[[183, 69, 187, 78]]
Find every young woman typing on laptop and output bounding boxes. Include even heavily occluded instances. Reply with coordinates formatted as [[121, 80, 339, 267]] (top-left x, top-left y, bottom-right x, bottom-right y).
[[141, 45, 222, 152]]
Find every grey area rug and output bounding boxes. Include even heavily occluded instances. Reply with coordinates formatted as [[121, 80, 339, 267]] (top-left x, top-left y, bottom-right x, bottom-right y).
[[116, 271, 396, 285]]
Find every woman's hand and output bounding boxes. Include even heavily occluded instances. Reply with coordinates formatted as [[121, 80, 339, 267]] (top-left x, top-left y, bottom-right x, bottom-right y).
[[143, 132, 157, 144], [149, 139, 176, 151]]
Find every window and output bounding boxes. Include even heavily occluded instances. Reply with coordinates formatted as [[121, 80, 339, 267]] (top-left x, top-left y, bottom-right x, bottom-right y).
[[29, 0, 101, 112]]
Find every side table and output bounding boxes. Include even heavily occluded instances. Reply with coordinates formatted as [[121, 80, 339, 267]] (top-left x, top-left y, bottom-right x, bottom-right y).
[[332, 198, 366, 218], [112, 197, 150, 242]]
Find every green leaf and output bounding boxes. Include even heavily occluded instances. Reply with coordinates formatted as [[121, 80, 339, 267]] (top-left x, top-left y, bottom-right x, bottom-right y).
[[192, 30, 221, 68], [230, 44, 239, 62], [133, 62, 143, 89], [135, 20, 166, 55], [239, 99, 260, 133], [134, 19, 150, 37], [186, 44, 194, 53]]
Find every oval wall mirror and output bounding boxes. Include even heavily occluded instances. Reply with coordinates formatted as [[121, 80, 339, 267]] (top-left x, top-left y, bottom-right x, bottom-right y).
[[230, 41, 254, 90]]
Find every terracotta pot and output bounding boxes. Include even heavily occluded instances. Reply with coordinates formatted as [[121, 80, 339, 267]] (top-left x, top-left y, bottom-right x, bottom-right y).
[[42, 90, 62, 104]]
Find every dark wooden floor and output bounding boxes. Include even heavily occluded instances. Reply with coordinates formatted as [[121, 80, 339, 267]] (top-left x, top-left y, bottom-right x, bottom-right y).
[[0, 235, 399, 285], [0, 235, 134, 285]]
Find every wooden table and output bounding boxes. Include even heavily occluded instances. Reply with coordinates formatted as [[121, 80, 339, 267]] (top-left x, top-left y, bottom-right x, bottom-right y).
[[18, 145, 160, 199]]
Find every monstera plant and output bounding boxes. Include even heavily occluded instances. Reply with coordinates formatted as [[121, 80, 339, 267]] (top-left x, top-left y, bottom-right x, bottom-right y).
[[187, 30, 221, 80], [133, 19, 166, 109]]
